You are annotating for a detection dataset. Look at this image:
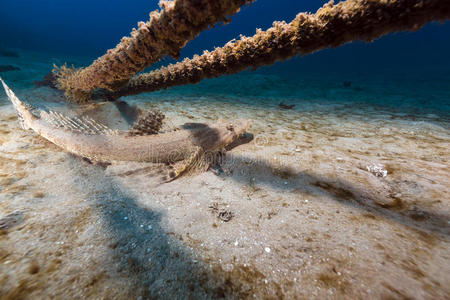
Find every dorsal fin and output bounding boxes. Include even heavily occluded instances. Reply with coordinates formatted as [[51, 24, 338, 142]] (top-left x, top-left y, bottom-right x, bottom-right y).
[[0, 76, 36, 130], [40, 110, 119, 135]]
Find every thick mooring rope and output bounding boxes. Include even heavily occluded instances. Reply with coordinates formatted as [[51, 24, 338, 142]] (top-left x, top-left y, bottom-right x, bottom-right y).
[[55, 0, 255, 101], [107, 0, 450, 99]]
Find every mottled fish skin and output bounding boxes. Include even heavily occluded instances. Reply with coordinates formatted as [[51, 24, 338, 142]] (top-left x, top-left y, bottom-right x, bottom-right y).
[[0, 77, 251, 168], [0, 211, 25, 231]]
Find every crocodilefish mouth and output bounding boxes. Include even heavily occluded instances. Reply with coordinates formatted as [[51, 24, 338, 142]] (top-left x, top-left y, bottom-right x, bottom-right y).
[[219, 119, 253, 148]]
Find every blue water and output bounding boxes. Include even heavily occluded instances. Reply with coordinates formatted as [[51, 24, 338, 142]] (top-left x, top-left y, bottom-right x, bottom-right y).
[[1, 0, 449, 66], [0, 0, 449, 114]]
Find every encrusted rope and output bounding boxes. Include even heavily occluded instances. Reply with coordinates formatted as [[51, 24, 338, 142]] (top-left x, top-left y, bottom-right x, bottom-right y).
[[55, 0, 255, 101], [107, 0, 450, 99]]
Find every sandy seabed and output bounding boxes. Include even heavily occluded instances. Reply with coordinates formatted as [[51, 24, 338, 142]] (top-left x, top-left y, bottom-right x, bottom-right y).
[[0, 50, 449, 299]]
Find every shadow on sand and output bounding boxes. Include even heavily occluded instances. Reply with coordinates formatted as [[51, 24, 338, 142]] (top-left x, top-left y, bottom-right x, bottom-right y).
[[68, 157, 266, 299], [76, 150, 448, 298], [221, 153, 450, 240]]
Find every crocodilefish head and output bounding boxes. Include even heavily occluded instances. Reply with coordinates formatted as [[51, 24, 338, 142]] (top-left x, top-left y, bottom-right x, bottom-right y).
[[208, 119, 252, 151]]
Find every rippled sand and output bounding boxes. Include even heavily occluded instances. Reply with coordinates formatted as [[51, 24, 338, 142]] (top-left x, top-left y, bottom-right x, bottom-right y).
[[0, 51, 449, 299]]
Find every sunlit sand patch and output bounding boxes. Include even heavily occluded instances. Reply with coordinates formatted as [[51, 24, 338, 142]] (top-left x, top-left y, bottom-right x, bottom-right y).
[[0, 75, 449, 298]]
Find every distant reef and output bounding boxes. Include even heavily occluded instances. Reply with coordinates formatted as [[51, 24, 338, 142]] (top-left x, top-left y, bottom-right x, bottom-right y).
[[0, 48, 19, 58], [0, 65, 20, 72]]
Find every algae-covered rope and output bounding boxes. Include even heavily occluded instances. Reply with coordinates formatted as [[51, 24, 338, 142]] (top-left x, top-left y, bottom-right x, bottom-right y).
[[55, 0, 256, 102], [107, 0, 450, 99]]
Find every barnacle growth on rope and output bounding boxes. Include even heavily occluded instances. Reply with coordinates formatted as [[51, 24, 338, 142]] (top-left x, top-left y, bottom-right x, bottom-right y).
[[106, 0, 450, 99], [55, 0, 255, 102]]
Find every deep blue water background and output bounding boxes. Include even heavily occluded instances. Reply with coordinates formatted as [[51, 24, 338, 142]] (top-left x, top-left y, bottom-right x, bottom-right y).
[[1, 0, 450, 75]]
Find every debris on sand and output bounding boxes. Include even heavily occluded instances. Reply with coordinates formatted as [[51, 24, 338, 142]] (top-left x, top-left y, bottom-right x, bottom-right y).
[[218, 210, 234, 222], [209, 202, 235, 222], [279, 101, 295, 109], [366, 164, 388, 177], [128, 109, 165, 136]]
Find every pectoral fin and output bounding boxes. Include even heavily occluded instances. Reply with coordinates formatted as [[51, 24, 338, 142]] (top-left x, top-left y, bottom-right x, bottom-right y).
[[164, 147, 205, 182]]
